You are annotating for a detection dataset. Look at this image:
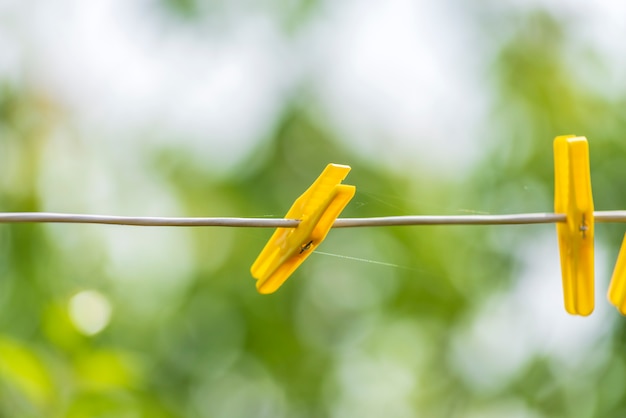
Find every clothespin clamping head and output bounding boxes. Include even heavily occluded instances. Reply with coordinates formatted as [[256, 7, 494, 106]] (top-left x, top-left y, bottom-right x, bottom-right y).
[[251, 164, 356, 294], [554, 135, 595, 316]]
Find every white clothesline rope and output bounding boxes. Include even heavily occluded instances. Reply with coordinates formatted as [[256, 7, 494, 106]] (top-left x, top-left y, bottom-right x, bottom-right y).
[[1, 211, 626, 227]]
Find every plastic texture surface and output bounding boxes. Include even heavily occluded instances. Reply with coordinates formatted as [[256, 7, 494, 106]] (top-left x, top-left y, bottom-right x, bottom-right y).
[[608, 234, 626, 315], [554, 135, 595, 316], [251, 164, 356, 294]]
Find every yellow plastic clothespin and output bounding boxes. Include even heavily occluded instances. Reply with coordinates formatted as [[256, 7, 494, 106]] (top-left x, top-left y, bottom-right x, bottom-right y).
[[251, 164, 356, 294], [607, 234, 626, 315], [554, 135, 595, 316]]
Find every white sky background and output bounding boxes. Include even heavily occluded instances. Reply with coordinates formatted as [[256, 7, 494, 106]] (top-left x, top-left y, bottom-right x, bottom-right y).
[[2, 0, 626, 410], [0, 0, 501, 175], [1, 0, 625, 174]]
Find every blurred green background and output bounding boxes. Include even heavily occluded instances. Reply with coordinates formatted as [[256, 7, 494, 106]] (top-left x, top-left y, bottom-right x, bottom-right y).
[[2, 1, 626, 417]]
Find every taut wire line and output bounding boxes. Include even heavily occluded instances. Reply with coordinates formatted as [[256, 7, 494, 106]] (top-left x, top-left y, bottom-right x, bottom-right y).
[[0, 211, 626, 227], [0, 213, 300, 227]]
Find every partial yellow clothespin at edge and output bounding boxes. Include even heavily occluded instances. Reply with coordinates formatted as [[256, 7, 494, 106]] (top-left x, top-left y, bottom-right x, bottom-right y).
[[608, 234, 626, 315], [554, 135, 595, 316], [251, 163, 356, 294]]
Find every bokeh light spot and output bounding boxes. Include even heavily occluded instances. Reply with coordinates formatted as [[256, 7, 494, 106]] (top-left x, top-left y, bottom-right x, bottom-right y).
[[68, 290, 113, 336]]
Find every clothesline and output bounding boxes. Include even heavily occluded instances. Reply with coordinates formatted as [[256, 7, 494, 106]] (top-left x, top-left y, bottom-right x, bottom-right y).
[[1, 210, 626, 227], [2, 136, 623, 316]]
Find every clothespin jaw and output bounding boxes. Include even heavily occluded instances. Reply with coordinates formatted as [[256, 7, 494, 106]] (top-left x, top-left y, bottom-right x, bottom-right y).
[[251, 164, 355, 294], [607, 234, 626, 315], [554, 135, 595, 316]]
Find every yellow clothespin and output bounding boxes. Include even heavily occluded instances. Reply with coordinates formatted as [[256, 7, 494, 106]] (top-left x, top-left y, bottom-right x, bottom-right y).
[[554, 135, 595, 316], [607, 234, 626, 315], [251, 164, 355, 294]]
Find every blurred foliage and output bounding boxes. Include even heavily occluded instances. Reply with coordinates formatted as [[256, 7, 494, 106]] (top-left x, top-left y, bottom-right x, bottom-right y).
[[2, 4, 626, 418], [156, 0, 321, 32]]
